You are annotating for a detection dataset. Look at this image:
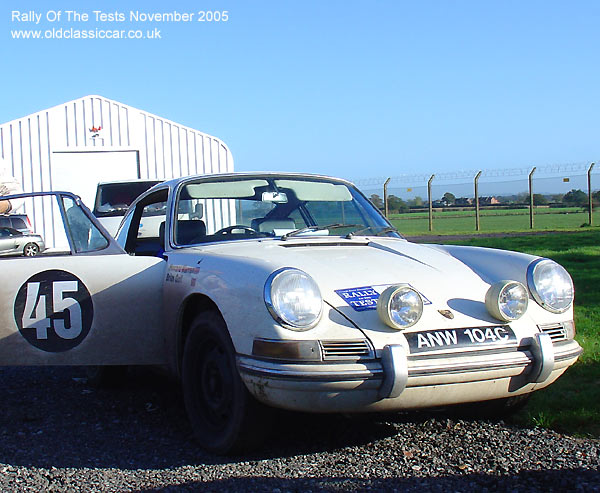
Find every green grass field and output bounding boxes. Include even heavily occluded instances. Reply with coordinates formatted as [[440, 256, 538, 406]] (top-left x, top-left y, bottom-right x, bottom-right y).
[[389, 208, 600, 235], [432, 230, 600, 437]]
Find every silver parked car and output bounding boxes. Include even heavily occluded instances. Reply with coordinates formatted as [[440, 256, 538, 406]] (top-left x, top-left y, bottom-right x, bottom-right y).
[[0, 227, 44, 256]]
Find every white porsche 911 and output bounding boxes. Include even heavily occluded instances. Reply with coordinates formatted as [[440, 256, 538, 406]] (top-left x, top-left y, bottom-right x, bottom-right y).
[[0, 174, 582, 454]]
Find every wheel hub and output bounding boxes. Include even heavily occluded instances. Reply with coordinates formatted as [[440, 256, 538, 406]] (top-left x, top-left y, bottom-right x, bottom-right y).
[[198, 344, 233, 425]]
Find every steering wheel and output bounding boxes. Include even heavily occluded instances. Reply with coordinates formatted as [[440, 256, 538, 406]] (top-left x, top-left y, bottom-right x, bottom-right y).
[[214, 225, 259, 236]]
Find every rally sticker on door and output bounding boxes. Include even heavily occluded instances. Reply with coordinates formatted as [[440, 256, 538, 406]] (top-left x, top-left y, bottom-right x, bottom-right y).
[[14, 270, 94, 352]]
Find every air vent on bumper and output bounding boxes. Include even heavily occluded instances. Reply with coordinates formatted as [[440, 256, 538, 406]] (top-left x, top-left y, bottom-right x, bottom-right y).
[[538, 323, 568, 342], [320, 340, 374, 360]]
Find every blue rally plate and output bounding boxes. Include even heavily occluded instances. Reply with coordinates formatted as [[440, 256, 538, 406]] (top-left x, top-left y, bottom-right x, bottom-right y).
[[335, 284, 432, 312], [405, 326, 517, 353]]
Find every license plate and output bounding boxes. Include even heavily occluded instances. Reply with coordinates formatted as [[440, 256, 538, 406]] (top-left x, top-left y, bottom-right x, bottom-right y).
[[405, 326, 517, 354]]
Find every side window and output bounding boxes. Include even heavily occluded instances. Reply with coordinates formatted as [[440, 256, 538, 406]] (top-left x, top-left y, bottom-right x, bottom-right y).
[[123, 189, 168, 257], [63, 197, 109, 253], [115, 211, 134, 247], [10, 217, 27, 230], [0, 193, 116, 259]]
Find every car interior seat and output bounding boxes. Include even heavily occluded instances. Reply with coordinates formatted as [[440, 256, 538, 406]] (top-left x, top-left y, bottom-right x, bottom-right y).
[[176, 219, 207, 244]]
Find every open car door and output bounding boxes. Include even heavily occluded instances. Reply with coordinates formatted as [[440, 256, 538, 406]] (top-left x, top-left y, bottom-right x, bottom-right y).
[[0, 192, 167, 366]]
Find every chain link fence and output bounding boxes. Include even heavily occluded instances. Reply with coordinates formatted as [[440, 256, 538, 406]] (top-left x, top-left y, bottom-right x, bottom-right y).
[[351, 162, 599, 235]]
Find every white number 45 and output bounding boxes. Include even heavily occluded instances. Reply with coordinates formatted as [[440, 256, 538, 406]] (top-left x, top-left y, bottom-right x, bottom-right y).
[[22, 281, 82, 340]]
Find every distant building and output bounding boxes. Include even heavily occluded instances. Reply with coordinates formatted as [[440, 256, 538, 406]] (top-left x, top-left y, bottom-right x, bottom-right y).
[[455, 197, 473, 206], [480, 196, 500, 205]]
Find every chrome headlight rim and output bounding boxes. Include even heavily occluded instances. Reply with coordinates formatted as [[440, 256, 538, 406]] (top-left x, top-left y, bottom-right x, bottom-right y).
[[527, 258, 574, 314], [377, 284, 423, 330], [485, 280, 529, 322], [264, 267, 323, 331]]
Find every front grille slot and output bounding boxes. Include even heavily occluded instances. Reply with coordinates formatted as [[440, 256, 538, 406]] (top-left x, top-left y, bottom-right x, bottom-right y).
[[538, 323, 568, 342], [320, 340, 373, 360]]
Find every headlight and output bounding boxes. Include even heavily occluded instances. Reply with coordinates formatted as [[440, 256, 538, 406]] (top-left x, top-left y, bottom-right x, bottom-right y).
[[527, 259, 574, 313], [485, 280, 529, 321], [264, 268, 322, 330], [377, 285, 423, 330]]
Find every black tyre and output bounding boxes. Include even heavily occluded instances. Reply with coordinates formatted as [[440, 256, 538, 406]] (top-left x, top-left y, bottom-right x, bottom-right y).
[[23, 242, 39, 257], [182, 312, 267, 455]]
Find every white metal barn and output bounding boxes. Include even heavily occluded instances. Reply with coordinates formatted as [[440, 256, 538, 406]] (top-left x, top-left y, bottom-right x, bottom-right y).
[[0, 94, 233, 246]]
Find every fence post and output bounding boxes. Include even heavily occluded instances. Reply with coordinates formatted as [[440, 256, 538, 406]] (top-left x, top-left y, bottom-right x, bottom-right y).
[[383, 177, 391, 218], [474, 170, 482, 231], [428, 174, 435, 231], [588, 163, 595, 226], [529, 167, 536, 229]]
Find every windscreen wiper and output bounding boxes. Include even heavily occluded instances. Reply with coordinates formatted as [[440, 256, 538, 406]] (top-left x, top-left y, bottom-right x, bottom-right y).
[[345, 226, 399, 238], [281, 223, 362, 240]]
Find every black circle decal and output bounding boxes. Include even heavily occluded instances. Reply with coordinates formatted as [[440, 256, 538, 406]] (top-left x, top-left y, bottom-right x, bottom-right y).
[[14, 270, 94, 352]]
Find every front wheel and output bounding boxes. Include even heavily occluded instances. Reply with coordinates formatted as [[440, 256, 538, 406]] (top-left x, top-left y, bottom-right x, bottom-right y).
[[182, 312, 267, 455]]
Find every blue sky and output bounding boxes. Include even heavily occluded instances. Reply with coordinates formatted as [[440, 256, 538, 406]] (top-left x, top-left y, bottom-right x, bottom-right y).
[[2, 0, 599, 180]]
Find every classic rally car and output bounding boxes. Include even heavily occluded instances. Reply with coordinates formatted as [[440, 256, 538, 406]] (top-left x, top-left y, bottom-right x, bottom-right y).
[[0, 174, 582, 454]]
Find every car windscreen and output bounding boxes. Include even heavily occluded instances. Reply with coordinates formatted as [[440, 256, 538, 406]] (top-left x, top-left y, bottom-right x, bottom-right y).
[[94, 181, 161, 217], [174, 176, 398, 245]]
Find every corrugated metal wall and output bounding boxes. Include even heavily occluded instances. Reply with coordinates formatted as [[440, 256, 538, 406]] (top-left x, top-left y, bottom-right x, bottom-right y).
[[139, 110, 233, 180], [0, 95, 234, 241], [0, 95, 233, 186]]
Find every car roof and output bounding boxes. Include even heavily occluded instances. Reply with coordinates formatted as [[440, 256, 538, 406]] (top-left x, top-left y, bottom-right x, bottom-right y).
[[127, 172, 359, 214], [158, 171, 354, 189]]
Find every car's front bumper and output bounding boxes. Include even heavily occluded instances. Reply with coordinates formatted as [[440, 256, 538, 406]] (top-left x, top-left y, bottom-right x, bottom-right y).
[[237, 334, 583, 413]]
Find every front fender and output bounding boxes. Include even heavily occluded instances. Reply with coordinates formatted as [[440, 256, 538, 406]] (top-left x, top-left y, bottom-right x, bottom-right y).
[[163, 251, 366, 362], [428, 244, 539, 286]]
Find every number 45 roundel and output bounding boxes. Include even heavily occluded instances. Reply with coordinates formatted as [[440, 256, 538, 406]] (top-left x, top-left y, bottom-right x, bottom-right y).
[[14, 270, 94, 352]]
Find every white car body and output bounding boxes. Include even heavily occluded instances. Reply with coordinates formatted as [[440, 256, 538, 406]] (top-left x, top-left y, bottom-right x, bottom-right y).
[[0, 175, 582, 454]]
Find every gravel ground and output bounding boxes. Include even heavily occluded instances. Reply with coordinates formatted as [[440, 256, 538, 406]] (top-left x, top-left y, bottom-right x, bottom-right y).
[[0, 366, 598, 492]]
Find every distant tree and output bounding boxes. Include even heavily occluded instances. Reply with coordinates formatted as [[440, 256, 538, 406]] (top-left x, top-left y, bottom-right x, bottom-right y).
[[547, 194, 564, 204], [593, 190, 600, 205], [369, 194, 383, 209], [442, 192, 456, 205], [408, 196, 424, 208], [562, 189, 588, 207], [387, 195, 408, 213], [533, 194, 548, 205], [503, 194, 523, 204]]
